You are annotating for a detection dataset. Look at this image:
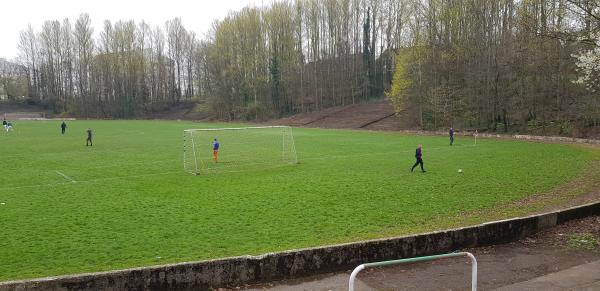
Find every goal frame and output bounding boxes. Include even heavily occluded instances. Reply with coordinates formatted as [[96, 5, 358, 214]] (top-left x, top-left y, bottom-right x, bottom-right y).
[[3, 112, 46, 120], [182, 125, 298, 175]]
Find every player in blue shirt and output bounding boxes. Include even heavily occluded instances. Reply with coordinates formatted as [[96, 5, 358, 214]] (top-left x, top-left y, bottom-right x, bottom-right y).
[[212, 138, 219, 163], [449, 127, 454, 146], [411, 144, 426, 173]]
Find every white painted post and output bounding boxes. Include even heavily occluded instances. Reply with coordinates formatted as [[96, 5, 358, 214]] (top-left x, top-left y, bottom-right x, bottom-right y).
[[348, 252, 477, 291], [190, 131, 199, 175]]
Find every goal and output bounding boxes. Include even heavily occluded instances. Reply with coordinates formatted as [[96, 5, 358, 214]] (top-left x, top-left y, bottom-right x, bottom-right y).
[[183, 126, 298, 175], [3, 112, 46, 120]]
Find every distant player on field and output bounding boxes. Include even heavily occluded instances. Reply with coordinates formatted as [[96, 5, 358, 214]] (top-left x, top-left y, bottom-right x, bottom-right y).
[[61, 121, 67, 134], [212, 138, 219, 163], [449, 127, 454, 146], [411, 144, 426, 173], [5, 121, 13, 132], [86, 128, 93, 146], [2, 118, 7, 131]]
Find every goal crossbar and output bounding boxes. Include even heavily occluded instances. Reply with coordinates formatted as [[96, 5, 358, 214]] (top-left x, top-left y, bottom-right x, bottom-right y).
[[184, 126, 289, 132], [3, 112, 46, 120]]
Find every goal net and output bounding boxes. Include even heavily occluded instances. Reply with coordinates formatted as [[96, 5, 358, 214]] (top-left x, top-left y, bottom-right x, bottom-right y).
[[183, 126, 298, 175], [3, 112, 46, 120]]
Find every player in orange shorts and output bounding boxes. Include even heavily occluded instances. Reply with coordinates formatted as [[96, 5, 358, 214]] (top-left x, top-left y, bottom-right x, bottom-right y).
[[212, 138, 219, 163]]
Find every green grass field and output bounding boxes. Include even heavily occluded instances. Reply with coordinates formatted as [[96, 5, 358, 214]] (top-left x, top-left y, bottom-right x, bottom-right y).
[[1, 120, 598, 281]]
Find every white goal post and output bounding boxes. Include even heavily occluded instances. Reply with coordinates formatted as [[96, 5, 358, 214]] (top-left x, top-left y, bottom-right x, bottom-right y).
[[183, 126, 298, 175], [3, 112, 46, 120]]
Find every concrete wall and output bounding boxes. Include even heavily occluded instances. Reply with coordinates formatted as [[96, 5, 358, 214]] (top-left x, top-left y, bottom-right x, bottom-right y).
[[1, 202, 599, 291]]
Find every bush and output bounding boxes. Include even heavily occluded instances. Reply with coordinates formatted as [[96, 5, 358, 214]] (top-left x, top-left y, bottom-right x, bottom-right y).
[[559, 120, 572, 136], [246, 103, 273, 121]]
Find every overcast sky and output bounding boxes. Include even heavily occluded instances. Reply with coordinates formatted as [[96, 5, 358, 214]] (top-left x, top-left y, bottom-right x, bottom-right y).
[[0, 0, 271, 60]]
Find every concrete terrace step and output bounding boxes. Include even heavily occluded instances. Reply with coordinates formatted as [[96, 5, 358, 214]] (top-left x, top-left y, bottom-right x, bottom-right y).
[[273, 105, 349, 126], [303, 101, 395, 129], [273, 100, 397, 129], [492, 260, 600, 291]]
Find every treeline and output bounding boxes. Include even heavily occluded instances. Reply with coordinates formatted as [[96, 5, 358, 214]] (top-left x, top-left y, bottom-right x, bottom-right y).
[[0, 58, 28, 99], [12, 0, 600, 131], [203, 0, 405, 119], [386, 0, 600, 132], [18, 16, 198, 117], [16, 1, 400, 119]]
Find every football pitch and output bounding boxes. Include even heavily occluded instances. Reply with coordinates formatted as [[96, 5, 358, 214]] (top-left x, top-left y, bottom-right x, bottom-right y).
[[1, 120, 598, 281]]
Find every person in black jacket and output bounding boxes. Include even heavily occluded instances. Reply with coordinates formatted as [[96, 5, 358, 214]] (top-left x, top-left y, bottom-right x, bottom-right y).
[[61, 121, 67, 134], [411, 144, 426, 173], [86, 128, 93, 146]]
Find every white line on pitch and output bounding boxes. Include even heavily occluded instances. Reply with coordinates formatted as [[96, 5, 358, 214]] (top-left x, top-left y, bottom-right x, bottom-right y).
[[55, 171, 77, 183]]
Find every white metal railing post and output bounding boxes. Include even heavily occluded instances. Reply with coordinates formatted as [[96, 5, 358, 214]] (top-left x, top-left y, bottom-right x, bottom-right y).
[[348, 264, 365, 291], [466, 252, 477, 291], [348, 252, 477, 291]]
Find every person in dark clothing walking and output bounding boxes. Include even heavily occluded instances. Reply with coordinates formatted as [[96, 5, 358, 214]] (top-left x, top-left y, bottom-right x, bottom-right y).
[[61, 121, 67, 134], [411, 144, 426, 173], [449, 127, 454, 146], [86, 128, 93, 146]]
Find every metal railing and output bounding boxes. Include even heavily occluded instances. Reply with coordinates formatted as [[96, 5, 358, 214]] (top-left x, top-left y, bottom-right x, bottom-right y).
[[348, 252, 477, 291]]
